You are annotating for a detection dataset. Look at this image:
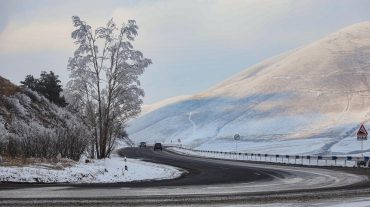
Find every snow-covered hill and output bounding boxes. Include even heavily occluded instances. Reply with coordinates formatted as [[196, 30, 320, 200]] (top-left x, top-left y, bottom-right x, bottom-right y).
[[128, 22, 370, 155]]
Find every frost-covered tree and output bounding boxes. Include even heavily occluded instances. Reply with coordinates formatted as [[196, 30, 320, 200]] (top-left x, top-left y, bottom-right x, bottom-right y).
[[67, 16, 151, 159]]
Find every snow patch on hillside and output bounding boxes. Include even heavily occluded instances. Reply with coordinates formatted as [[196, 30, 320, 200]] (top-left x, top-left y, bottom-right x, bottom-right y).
[[141, 95, 191, 116], [195, 138, 335, 155]]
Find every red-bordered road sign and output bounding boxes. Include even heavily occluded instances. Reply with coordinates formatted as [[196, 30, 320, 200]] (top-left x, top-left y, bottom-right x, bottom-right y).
[[357, 124, 368, 140]]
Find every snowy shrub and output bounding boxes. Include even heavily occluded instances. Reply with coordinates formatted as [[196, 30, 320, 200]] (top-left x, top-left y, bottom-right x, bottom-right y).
[[0, 118, 7, 154], [6, 120, 55, 158], [15, 93, 31, 106], [23, 88, 41, 102], [55, 122, 91, 160], [0, 89, 92, 161], [3, 119, 90, 161], [3, 97, 26, 116]]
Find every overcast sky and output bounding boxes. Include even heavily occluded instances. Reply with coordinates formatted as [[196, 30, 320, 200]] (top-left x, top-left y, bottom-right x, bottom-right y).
[[1, 0, 370, 104]]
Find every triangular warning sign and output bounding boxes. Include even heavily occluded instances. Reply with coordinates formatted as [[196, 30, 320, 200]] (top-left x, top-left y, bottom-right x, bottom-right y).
[[357, 124, 368, 136]]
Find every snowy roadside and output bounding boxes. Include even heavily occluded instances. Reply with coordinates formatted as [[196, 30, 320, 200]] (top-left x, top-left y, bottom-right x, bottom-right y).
[[0, 153, 183, 183]]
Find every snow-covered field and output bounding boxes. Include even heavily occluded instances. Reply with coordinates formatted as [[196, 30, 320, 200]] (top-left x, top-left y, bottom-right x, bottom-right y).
[[194, 137, 370, 156], [195, 138, 332, 155], [0, 154, 183, 183]]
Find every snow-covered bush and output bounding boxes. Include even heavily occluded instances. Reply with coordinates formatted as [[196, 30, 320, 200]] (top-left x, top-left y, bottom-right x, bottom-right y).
[[0, 89, 92, 161], [4, 118, 90, 160], [0, 117, 7, 154], [15, 93, 31, 106], [55, 122, 90, 160], [23, 87, 42, 102], [2, 97, 26, 116]]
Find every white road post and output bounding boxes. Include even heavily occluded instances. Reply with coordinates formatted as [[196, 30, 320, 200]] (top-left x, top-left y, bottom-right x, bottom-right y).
[[124, 157, 128, 171]]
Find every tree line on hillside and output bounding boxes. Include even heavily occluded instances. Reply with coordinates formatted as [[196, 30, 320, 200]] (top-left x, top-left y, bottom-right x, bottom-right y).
[[21, 71, 67, 107], [0, 16, 151, 161]]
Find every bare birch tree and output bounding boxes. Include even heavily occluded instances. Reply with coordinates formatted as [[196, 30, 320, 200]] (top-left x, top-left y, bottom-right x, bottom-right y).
[[67, 16, 151, 159]]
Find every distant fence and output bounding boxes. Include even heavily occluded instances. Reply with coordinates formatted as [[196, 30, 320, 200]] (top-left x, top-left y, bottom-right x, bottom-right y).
[[168, 146, 370, 168]]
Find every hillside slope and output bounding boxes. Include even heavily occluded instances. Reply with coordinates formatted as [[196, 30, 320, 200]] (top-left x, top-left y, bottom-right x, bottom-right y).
[[0, 76, 88, 159], [128, 22, 370, 155], [0, 76, 75, 132]]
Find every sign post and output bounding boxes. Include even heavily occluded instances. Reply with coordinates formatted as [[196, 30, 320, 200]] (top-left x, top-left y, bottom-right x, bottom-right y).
[[357, 124, 368, 158], [234, 134, 240, 153]]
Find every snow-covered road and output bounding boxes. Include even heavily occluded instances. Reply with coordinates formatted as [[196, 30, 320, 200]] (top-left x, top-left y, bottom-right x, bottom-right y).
[[0, 148, 367, 206]]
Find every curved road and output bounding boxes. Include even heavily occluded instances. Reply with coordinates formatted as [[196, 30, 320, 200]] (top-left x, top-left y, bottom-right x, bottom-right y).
[[0, 147, 369, 206]]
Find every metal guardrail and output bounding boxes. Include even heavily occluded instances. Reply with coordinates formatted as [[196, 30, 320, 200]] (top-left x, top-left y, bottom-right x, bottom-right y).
[[169, 146, 370, 168]]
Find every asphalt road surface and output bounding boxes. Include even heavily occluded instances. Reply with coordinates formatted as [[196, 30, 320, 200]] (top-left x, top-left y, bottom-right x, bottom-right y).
[[0, 147, 370, 206]]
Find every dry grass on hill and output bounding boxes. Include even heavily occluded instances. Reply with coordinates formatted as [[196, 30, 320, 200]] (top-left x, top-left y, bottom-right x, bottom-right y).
[[1, 156, 75, 170], [0, 76, 20, 97]]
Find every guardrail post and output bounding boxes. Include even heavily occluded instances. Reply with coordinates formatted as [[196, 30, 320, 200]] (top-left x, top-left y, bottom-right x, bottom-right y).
[[332, 156, 337, 166]]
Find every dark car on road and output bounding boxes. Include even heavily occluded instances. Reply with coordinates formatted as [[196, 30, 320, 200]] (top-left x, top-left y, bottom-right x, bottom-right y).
[[153, 143, 163, 151], [139, 142, 146, 148]]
